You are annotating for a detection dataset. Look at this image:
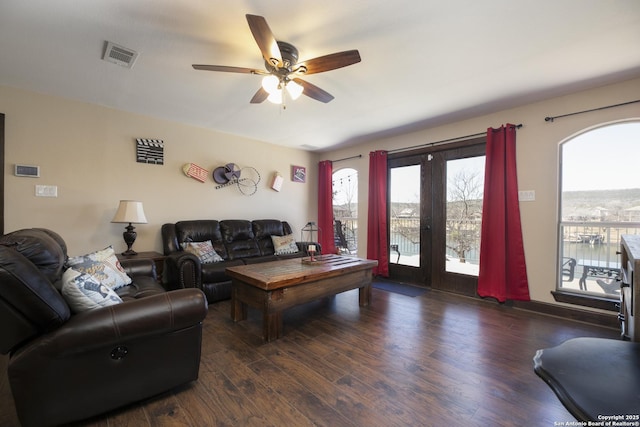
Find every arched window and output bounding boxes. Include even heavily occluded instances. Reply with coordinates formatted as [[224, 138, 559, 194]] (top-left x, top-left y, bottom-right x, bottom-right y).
[[558, 121, 640, 298], [332, 168, 358, 255]]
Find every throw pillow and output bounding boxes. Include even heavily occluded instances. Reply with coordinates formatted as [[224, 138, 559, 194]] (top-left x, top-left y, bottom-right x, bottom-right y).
[[271, 234, 299, 255], [66, 246, 132, 290], [61, 268, 123, 313], [181, 240, 223, 263]]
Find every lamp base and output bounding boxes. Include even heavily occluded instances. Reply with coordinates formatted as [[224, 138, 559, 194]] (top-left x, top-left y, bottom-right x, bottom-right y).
[[122, 223, 138, 256]]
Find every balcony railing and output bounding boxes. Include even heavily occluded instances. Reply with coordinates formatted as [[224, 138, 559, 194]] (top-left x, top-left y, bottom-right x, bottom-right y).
[[340, 216, 640, 290], [559, 221, 640, 295], [389, 217, 482, 274]]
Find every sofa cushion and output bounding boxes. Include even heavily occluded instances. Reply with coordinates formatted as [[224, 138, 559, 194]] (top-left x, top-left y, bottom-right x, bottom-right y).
[[174, 220, 227, 259], [253, 219, 288, 256], [0, 246, 71, 342], [220, 220, 254, 241], [252, 219, 286, 238], [181, 241, 224, 263], [220, 220, 260, 260], [201, 259, 244, 283], [66, 246, 132, 290], [115, 276, 166, 301], [0, 228, 67, 284], [61, 268, 123, 313]]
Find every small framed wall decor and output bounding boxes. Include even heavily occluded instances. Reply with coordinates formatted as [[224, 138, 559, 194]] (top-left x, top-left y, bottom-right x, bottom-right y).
[[136, 138, 164, 165], [292, 165, 306, 183]]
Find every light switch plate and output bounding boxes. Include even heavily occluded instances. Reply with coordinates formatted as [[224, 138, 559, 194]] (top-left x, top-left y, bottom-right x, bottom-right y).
[[35, 185, 58, 197], [518, 190, 535, 201]]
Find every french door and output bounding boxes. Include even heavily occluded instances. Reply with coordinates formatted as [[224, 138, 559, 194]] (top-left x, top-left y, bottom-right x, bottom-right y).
[[388, 139, 485, 296]]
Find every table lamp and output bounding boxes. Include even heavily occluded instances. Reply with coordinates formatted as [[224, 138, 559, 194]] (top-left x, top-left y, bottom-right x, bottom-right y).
[[111, 200, 147, 255]]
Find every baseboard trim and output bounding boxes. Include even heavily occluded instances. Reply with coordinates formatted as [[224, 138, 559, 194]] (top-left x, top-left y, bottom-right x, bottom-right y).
[[510, 299, 620, 330]]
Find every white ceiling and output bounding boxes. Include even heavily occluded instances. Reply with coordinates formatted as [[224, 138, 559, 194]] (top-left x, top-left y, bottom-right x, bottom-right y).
[[1, 0, 639, 152]]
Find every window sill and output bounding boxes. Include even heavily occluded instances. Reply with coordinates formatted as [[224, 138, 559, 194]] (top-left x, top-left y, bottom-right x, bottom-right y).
[[551, 290, 619, 312]]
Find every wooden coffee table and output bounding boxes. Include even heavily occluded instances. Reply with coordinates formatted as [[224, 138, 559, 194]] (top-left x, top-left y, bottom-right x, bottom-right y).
[[226, 254, 378, 341]]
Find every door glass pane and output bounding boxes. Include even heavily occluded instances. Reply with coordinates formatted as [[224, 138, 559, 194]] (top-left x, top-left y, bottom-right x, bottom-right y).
[[445, 156, 485, 275], [389, 165, 420, 266], [332, 168, 358, 255]]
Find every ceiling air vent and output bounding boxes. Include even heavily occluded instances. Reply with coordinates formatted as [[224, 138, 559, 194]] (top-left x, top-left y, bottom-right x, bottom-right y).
[[102, 41, 138, 68]]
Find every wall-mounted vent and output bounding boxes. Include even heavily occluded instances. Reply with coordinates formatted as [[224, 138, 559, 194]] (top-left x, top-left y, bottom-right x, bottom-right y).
[[103, 41, 138, 68]]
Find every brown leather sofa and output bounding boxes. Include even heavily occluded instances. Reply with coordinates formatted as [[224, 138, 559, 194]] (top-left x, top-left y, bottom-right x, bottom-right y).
[[162, 219, 320, 303], [0, 228, 208, 427]]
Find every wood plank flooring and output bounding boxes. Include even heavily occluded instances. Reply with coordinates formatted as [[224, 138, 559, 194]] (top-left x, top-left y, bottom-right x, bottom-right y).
[[0, 287, 620, 426]]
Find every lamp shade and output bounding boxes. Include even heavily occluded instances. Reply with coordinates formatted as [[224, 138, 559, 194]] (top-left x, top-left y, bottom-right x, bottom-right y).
[[261, 75, 280, 94], [286, 80, 303, 100], [111, 200, 147, 224], [267, 90, 283, 104]]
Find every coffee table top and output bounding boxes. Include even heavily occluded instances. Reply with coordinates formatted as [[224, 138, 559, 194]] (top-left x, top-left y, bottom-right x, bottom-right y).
[[226, 254, 377, 290]]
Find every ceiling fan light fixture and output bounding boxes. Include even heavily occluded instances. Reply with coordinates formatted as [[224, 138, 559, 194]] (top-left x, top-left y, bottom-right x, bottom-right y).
[[267, 90, 283, 104], [261, 75, 280, 94], [193, 15, 359, 105], [286, 80, 303, 100]]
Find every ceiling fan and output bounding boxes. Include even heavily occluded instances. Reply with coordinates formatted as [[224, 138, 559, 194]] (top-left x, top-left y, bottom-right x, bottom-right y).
[[193, 14, 361, 105]]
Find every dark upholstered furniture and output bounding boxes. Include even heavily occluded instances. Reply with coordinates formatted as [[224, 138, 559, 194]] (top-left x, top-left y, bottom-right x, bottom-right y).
[[162, 219, 320, 303], [533, 337, 640, 421], [0, 228, 208, 427]]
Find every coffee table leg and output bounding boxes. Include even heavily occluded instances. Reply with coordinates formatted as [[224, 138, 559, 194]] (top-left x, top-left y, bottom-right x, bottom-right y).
[[231, 287, 247, 322], [264, 311, 283, 342], [359, 284, 372, 307]]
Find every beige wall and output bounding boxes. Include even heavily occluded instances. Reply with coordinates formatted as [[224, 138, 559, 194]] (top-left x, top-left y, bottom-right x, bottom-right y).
[[320, 76, 640, 306], [1, 85, 317, 255], [3, 77, 640, 309]]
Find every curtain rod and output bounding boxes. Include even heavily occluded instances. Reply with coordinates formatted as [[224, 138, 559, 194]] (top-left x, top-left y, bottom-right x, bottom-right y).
[[545, 99, 640, 123], [388, 124, 523, 154], [331, 154, 362, 163]]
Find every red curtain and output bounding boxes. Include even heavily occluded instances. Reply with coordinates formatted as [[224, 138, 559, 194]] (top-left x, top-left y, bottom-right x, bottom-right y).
[[318, 160, 336, 254], [478, 124, 530, 302], [367, 150, 389, 276]]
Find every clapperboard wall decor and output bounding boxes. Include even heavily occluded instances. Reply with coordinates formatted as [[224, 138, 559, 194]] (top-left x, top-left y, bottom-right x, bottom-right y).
[[136, 138, 164, 165]]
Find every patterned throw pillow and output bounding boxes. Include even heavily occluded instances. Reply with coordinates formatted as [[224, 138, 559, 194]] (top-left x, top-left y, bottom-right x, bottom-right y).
[[271, 234, 299, 255], [61, 268, 123, 313], [181, 240, 223, 263], [66, 246, 132, 290]]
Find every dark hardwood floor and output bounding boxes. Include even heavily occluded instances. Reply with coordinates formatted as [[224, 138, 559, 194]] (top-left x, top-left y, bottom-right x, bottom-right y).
[[0, 287, 620, 426]]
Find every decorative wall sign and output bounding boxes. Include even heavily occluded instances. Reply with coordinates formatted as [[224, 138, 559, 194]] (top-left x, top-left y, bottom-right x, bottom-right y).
[[136, 138, 164, 164], [182, 163, 209, 183], [213, 163, 241, 184], [212, 162, 261, 195], [292, 165, 306, 183], [271, 172, 283, 192]]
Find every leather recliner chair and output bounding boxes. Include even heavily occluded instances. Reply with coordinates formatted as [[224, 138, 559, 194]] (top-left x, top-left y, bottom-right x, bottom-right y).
[[0, 228, 208, 427]]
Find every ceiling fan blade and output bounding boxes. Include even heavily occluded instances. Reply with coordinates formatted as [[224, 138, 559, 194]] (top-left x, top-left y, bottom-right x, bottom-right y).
[[250, 87, 269, 104], [292, 78, 334, 103], [192, 64, 266, 74], [246, 14, 282, 68], [295, 50, 361, 75]]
